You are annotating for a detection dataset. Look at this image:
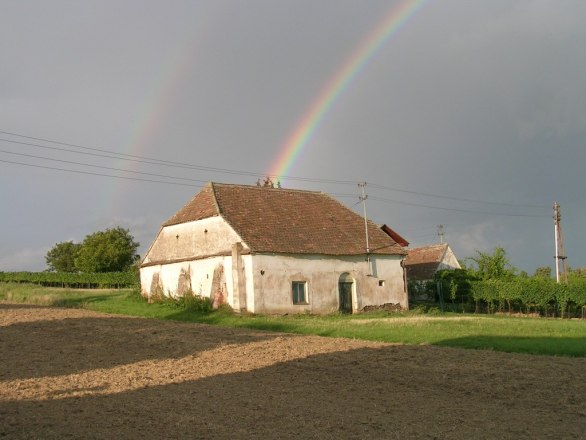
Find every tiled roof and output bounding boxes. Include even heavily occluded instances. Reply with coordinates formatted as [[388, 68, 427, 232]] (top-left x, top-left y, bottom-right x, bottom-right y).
[[163, 184, 218, 226], [405, 244, 448, 266], [163, 182, 406, 256], [404, 244, 448, 281]]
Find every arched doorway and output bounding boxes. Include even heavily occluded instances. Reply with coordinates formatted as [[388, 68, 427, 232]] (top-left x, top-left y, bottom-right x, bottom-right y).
[[338, 272, 354, 313]]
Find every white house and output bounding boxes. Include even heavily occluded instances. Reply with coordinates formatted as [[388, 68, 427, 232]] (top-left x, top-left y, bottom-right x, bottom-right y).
[[140, 182, 408, 314], [404, 243, 461, 282]]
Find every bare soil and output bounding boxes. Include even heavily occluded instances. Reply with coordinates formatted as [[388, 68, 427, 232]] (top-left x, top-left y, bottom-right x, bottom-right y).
[[1, 302, 585, 439]]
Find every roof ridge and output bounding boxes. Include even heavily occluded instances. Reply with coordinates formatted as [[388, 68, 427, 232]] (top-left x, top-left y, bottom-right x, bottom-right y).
[[158, 181, 406, 256], [210, 181, 324, 195], [209, 182, 222, 215], [411, 243, 449, 251]]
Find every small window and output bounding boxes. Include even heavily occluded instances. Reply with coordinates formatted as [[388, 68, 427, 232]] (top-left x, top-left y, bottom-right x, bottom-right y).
[[378, 280, 385, 287], [292, 281, 308, 305]]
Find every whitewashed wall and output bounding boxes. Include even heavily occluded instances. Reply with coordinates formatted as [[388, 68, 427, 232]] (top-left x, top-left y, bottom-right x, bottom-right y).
[[246, 253, 407, 314], [142, 216, 246, 265], [438, 246, 461, 271], [140, 255, 232, 300], [140, 214, 407, 313]]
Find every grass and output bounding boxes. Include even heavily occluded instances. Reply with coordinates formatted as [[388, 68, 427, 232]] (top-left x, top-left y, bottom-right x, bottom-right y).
[[2, 283, 586, 357]]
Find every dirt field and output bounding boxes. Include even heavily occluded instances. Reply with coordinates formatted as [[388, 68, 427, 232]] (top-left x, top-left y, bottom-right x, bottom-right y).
[[1, 303, 585, 439]]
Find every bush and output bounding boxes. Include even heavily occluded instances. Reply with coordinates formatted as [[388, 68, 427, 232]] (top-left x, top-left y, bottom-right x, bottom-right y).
[[179, 291, 213, 313], [148, 289, 213, 314]]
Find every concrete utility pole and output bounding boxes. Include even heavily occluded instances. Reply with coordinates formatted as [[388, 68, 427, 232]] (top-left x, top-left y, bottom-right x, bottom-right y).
[[359, 182, 370, 254], [553, 201, 568, 284], [359, 182, 371, 275]]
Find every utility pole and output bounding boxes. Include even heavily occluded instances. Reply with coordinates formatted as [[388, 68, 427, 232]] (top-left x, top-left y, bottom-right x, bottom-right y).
[[553, 201, 568, 284], [437, 225, 445, 244], [359, 182, 371, 275]]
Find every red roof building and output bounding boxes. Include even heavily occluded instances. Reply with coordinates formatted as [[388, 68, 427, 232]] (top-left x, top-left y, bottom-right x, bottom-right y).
[[141, 182, 409, 314], [404, 243, 461, 281]]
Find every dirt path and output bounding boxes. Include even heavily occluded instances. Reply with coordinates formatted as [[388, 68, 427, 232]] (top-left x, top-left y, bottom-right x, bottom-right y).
[[1, 302, 585, 439]]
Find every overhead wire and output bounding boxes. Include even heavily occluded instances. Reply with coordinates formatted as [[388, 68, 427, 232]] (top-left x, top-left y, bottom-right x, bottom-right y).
[[368, 183, 549, 209], [0, 128, 552, 216], [0, 159, 203, 188], [0, 149, 210, 184], [0, 131, 359, 185], [368, 195, 549, 218]]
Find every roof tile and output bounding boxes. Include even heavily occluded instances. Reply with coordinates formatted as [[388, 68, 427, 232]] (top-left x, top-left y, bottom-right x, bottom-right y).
[[162, 182, 405, 256]]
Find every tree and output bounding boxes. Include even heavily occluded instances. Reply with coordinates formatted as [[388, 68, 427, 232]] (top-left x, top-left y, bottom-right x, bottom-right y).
[[534, 266, 552, 279], [45, 241, 81, 272], [75, 227, 139, 273], [569, 267, 586, 278], [467, 247, 516, 280]]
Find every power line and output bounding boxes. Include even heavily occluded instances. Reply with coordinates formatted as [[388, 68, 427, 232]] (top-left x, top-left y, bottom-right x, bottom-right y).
[[327, 192, 549, 218], [0, 128, 552, 212], [0, 158, 203, 188], [368, 182, 549, 209], [0, 149, 210, 184], [0, 155, 551, 219], [368, 196, 549, 218], [0, 132, 359, 185], [0, 137, 264, 177]]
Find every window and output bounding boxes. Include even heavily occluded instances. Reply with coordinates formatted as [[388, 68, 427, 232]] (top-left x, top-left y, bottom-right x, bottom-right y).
[[378, 280, 385, 287], [292, 281, 308, 305]]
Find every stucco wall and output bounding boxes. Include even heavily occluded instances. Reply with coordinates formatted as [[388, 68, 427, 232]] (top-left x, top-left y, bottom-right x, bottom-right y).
[[140, 213, 407, 313], [247, 253, 407, 314], [438, 246, 461, 271], [140, 251, 407, 314], [142, 216, 246, 265], [140, 256, 234, 304]]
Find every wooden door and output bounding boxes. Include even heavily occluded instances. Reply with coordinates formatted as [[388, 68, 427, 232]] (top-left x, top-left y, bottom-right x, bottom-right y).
[[339, 282, 353, 313]]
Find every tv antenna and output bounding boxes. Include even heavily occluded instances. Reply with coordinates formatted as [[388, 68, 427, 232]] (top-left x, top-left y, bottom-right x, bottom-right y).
[[437, 225, 445, 244]]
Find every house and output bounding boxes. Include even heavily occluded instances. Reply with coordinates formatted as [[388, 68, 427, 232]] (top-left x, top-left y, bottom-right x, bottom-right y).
[[404, 243, 461, 282], [140, 182, 409, 314]]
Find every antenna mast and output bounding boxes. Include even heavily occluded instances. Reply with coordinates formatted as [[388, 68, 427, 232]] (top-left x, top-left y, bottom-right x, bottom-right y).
[[553, 201, 568, 283], [437, 225, 445, 244]]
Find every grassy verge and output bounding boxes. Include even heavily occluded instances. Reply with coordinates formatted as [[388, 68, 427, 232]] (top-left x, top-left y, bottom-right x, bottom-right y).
[[1, 283, 585, 357]]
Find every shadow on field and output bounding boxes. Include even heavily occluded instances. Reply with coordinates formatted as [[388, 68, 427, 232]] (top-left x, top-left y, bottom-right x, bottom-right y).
[[1, 344, 585, 440], [0, 316, 278, 381], [435, 335, 586, 357], [0, 303, 47, 310]]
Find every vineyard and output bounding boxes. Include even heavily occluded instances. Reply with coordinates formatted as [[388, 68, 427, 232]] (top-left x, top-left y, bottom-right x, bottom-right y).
[[471, 278, 586, 317], [426, 273, 586, 318], [0, 271, 138, 289]]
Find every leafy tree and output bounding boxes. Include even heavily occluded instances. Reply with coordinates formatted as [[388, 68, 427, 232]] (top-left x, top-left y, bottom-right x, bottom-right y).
[[534, 266, 552, 279], [45, 241, 81, 272], [75, 227, 139, 273], [467, 247, 516, 280], [569, 267, 586, 279], [435, 268, 477, 307]]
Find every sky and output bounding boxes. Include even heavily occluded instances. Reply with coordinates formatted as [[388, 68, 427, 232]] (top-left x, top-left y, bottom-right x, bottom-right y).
[[1, 0, 585, 275]]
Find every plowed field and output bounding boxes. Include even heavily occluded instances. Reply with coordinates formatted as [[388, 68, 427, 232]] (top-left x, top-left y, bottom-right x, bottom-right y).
[[1, 303, 585, 439]]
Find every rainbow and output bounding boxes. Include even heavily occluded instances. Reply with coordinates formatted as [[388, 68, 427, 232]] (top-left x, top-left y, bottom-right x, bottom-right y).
[[102, 27, 204, 219], [268, 0, 429, 181]]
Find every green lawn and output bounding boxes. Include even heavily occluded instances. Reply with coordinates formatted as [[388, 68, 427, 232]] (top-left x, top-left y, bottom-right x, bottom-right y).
[[2, 283, 585, 357]]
